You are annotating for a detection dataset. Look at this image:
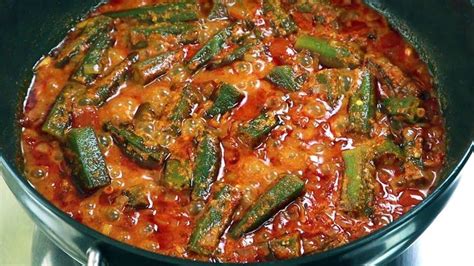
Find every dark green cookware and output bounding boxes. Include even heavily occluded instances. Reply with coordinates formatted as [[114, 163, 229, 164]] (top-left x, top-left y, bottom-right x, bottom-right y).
[[0, 0, 473, 265]]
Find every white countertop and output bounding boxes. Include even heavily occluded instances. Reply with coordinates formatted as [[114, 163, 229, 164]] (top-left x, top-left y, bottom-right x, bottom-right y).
[[1, 156, 472, 266]]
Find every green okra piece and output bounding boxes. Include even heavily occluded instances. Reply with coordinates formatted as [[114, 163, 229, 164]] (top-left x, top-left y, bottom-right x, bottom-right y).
[[42, 82, 86, 139], [266, 65, 303, 92], [104, 1, 199, 23], [209, 42, 253, 69], [205, 83, 244, 118], [237, 112, 281, 148], [187, 25, 233, 71], [104, 122, 170, 169], [402, 128, 424, 169], [79, 52, 139, 106], [130, 22, 196, 48], [383, 96, 423, 123], [229, 174, 304, 238], [365, 55, 419, 95], [66, 127, 111, 193], [263, 0, 297, 36], [268, 233, 302, 260], [208, 0, 229, 20], [295, 35, 363, 68], [168, 85, 200, 133], [375, 139, 404, 160], [123, 185, 151, 209], [188, 185, 241, 255], [55, 16, 113, 68], [191, 133, 222, 201], [314, 69, 353, 107], [70, 29, 113, 85], [163, 159, 191, 190], [132, 51, 176, 85], [340, 145, 374, 216], [348, 69, 375, 134]]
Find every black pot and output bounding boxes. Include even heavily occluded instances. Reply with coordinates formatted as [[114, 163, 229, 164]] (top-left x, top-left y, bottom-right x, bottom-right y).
[[0, 0, 473, 265]]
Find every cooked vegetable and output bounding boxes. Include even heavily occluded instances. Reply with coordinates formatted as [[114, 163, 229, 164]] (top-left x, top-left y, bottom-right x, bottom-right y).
[[132, 51, 176, 85], [268, 233, 302, 260], [208, 0, 229, 20], [295, 35, 363, 68], [123, 185, 151, 209], [229, 174, 305, 238], [238, 112, 281, 148], [314, 69, 354, 107], [340, 145, 374, 216], [79, 53, 139, 106], [266, 65, 303, 92], [66, 127, 111, 193], [375, 139, 404, 160], [130, 22, 196, 48], [42, 82, 86, 139], [55, 16, 113, 68], [168, 85, 201, 134], [188, 185, 241, 255], [383, 96, 424, 123], [365, 55, 419, 95], [209, 41, 254, 69], [163, 159, 191, 190], [191, 133, 222, 201], [70, 30, 112, 84], [104, 122, 169, 169], [187, 25, 233, 71], [263, 0, 297, 36], [348, 69, 375, 134], [205, 83, 244, 118], [104, 1, 199, 23]]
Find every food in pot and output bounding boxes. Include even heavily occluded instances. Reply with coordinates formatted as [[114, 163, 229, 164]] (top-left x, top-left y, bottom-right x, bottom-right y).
[[20, 0, 446, 262]]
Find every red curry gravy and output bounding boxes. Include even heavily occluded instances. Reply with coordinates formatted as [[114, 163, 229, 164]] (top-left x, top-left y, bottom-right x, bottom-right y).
[[20, 0, 445, 262]]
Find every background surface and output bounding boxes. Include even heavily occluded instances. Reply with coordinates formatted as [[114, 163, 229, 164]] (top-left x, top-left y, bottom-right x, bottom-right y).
[[1, 156, 472, 265]]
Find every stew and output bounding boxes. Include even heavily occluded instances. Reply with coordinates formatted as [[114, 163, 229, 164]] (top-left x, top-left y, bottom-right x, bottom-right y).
[[20, 0, 446, 262]]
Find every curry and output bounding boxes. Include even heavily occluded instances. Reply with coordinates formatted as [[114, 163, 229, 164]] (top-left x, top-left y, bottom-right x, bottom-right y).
[[20, 0, 446, 262]]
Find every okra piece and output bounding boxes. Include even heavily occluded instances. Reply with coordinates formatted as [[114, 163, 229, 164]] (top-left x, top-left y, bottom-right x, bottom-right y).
[[188, 185, 241, 255], [163, 159, 191, 190], [168, 85, 200, 133], [348, 69, 375, 134], [230, 175, 304, 238], [191, 134, 222, 201], [205, 83, 244, 118], [263, 0, 297, 36], [208, 0, 229, 20], [268, 233, 302, 260], [375, 139, 404, 160], [104, 122, 170, 169], [383, 96, 423, 123], [42, 82, 86, 139], [402, 127, 424, 168], [79, 53, 139, 106], [237, 112, 281, 148], [55, 16, 113, 68], [70, 29, 113, 85], [209, 42, 253, 69], [314, 69, 353, 107], [133, 102, 157, 125], [66, 127, 111, 193], [340, 145, 374, 216], [295, 35, 363, 68], [123, 185, 151, 209], [187, 25, 233, 71], [266, 65, 303, 92], [132, 51, 176, 85], [130, 22, 196, 48], [104, 1, 199, 23], [366, 55, 419, 95]]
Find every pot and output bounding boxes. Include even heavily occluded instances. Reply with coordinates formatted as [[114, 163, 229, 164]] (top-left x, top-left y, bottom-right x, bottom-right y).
[[0, 0, 473, 265]]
